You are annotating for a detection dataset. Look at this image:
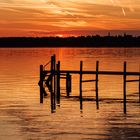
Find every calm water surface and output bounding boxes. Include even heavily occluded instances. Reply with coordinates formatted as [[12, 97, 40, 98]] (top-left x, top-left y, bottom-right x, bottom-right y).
[[0, 48, 140, 140]]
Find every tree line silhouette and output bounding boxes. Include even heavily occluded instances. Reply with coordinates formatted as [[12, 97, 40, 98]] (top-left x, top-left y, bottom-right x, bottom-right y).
[[0, 34, 139, 47]]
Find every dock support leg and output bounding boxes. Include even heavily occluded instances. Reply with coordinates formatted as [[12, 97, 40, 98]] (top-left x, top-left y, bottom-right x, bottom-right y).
[[56, 61, 60, 105], [50, 55, 54, 111], [123, 61, 127, 114], [139, 67, 140, 103], [66, 73, 71, 97], [53, 54, 56, 110], [40, 65, 44, 103], [80, 61, 83, 110], [96, 61, 99, 109]]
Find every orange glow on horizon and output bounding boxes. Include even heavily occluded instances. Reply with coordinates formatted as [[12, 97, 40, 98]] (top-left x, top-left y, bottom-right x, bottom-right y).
[[56, 34, 64, 37]]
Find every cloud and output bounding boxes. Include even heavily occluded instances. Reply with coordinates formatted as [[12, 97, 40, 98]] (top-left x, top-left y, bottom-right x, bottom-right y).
[[0, 0, 14, 3], [0, 0, 139, 36], [0, 0, 139, 18], [52, 20, 88, 27]]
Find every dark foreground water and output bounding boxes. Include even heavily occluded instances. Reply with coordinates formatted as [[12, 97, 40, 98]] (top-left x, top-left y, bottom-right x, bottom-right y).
[[0, 48, 140, 140]]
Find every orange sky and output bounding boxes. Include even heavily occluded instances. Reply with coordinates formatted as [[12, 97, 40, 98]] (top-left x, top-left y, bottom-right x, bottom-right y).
[[0, 0, 140, 37]]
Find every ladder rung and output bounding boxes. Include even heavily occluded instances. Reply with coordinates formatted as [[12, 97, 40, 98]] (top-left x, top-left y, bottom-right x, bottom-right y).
[[126, 79, 140, 82], [82, 79, 97, 83], [60, 77, 66, 79], [82, 89, 96, 92]]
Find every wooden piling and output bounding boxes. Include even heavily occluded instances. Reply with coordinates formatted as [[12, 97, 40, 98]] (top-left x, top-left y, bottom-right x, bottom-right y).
[[40, 65, 44, 103], [66, 73, 71, 97], [80, 61, 83, 110], [56, 61, 60, 105], [123, 61, 127, 114], [53, 54, 56, 109], [50, 55, 54, 110], [96, 61, 99, 109], [139, 65, 140, 103]]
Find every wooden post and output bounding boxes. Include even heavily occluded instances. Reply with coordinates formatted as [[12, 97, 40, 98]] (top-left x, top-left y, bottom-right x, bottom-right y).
[[66, 73, 71, 97], [40, 65, 44, 103], [139, 65, 140, 103], [80, 61, 83, 110], [56, 61, 60, 105], [123, 61, 127, 114], [53, 54, 56, 109], [66, 73, 69, 97], [50, 55, 54, 110], [96, 61, 99, 109]]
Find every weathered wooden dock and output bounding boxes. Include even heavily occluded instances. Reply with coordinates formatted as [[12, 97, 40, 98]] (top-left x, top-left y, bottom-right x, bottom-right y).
[[38, 54, 140, 113]]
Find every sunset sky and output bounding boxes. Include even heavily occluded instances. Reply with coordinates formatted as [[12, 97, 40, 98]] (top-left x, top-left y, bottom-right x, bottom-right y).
[[0, 0, 140, 37]]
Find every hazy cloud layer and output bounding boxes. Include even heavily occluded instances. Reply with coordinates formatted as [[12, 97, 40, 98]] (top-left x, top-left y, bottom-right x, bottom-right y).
[[0, 0, 139, 36]]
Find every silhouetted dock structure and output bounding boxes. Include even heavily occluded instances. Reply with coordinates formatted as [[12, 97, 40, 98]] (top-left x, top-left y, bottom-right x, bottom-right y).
[[38, 54, 140, 114]]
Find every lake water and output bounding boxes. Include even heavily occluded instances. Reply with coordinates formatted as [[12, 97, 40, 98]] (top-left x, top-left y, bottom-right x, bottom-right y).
[[0, 47, 140, 140]]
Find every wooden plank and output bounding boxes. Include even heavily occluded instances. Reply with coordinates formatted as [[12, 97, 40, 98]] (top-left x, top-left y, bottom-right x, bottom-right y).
[[126, 79, 140, 82], [60, 77, 67, 79], [44, 70, 140, 76], [82, 79, 96, 82]]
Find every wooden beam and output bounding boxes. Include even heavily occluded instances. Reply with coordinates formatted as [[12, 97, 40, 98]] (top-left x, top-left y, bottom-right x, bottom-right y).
[[82, 79, 96, 83], [126, 79, 140, 82], [44, 70, 140, 76]]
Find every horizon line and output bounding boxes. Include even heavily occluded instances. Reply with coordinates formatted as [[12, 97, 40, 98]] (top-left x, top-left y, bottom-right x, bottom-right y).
[[0, 34, 140, 38]]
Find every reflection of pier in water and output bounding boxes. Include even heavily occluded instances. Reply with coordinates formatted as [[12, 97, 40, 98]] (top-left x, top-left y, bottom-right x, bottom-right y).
[[38, 54, 140, 114]]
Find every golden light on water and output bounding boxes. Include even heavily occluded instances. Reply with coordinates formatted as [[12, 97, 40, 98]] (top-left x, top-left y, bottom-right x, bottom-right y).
[[0, 48, 140, 140]]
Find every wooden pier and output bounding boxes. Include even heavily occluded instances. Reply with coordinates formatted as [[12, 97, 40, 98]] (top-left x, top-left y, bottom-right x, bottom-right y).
[[38, 54, 140, 114]]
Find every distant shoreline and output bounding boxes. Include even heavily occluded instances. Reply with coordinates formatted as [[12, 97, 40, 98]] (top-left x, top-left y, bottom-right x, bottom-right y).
[[0, 35, 140, 47]]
